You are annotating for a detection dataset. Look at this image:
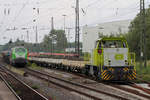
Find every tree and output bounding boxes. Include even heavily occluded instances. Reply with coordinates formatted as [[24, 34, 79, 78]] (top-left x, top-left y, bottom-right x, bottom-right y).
[[125, 6, 150, 60], [42, 29, 67, 52], [42, 35, 52, 52]]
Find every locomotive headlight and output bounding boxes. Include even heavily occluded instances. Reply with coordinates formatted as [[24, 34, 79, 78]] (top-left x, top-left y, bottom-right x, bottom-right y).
[[125, 60, 129, 65], [108, 60, 111, 65], [108, 68, 114, 72], [123, 67, 129, 72]]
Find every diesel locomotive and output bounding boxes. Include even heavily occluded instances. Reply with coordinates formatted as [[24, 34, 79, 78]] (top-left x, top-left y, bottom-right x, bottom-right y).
[[85, 37, 136, 81]]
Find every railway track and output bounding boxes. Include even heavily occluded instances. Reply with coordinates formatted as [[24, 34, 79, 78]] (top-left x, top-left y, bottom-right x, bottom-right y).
[[107, 82, 150, 100], [24, 68, 129, 100], [37, 63, 150, 98], [0, 73, 21, 100], [0, 65, 48, 100], [136, 77, 150, 87], [32, 60, 150, 99], [2, 58, 150, 100]]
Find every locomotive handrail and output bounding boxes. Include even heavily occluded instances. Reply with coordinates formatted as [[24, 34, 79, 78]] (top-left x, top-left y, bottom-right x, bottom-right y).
[[129, 52, 136, 67]]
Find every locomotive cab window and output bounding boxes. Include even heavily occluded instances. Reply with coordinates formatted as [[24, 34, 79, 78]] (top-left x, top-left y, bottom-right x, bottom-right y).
[[101, 40, 127, 48], [15, 48, 26, 53], [95, 40, 99, 48], [98, 42, 102, 49]]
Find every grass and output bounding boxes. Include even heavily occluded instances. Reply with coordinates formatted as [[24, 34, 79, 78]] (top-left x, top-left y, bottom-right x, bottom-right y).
[[135, 61, 150, 82], [16, 90, 21, 95], [28, 63, 43, 70], [31, 85, 39, 90], [7, 66, 25, 75]]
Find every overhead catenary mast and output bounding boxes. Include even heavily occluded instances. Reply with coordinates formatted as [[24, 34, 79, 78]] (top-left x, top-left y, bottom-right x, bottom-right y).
[[51, 17, 54, 30], [35, 26, 38, 43], [75, 0, 80, 57], [62, 14, 67, 53], [26, 30, 29, 42], [140, 0, 147, 68]]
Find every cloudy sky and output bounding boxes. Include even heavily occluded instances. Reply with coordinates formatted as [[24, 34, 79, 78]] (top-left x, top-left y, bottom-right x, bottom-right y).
[[0, 0, 149, 45]]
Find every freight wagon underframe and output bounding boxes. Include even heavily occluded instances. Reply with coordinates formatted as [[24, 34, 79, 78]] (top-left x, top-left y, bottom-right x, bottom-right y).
[[29, 59, 136, 81]]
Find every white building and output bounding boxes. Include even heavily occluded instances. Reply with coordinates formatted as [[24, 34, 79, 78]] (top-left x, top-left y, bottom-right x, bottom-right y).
[[82, 20, 131, 53]]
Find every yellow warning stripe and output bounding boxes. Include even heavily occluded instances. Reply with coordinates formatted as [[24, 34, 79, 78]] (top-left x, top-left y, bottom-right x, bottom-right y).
[[131, 71, 136, 78], [129, 73, 135, 80], [132, 73, 136, 78], [128, 74, 133, 80], [102, 72, 107, 76], [103, 72, 108, 78], [101, 70, 113, 80], [128, 75, 132, 80], [104, 74, 110, 80], [106, 74, 112, 80], [133, 71, 136, 75], [101, 70, 108, 78], [130, 75, 134, 80], [102, 72, 108, 79], [101, 70, 107, 75], [102, 72, 104, 75]]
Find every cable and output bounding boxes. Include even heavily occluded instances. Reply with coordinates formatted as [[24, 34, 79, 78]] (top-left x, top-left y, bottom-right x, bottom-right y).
[[12, 3, 28, 22], [0, 0, 29, 35], [0, 0, 144, 43], [19, 5, 140, 33], [82, 0, 102, 9]]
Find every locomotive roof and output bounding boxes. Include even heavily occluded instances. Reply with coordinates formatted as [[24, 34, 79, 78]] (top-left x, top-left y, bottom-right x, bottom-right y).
[[97, 37, 127, 41], [12, 46, 25, 49], [11, 46, 26, 51]]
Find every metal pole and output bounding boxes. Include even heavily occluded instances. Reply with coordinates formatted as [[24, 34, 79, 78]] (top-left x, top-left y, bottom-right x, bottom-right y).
[[27, 30, 29, 42], [75, 7, 77, 54], [35, 25, 38, 43], [142, 0, 147, 68], [140, 0, 143, 68], [63, 14, 66, 53], [75, 0, 80, 57], [66, 28, 72, 58], [51, 17, 54, 30], [140, 0, 147, 68], [62, 15, 66, 32], [68, 28, 71, 51]]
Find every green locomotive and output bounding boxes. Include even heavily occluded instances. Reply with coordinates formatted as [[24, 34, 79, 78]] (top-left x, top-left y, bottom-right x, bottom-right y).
[[10, 46, 28, 66]]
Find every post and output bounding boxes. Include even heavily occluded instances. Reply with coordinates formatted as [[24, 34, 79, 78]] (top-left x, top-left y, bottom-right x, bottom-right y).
[[62, 15, 66, 32], [75, 0, 80, 57], [51, 17, 54, 30], [140, 0, 143, 69], [142, 0, 147, 68], [27, 30, 29, 42], [66, 28, 72, 58], [140, 0, 147, 68], [35, 26, 38, 43], [62, 14, 67, 53]]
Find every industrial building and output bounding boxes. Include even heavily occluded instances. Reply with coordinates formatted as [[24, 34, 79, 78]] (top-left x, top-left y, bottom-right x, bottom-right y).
[[82, 19, 131, 53]]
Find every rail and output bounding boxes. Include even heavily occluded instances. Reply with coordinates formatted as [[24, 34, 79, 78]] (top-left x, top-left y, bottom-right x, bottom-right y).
[[0, 64, 48, 100], [0, 74, 22, 100], [25, 68, 129, 100]]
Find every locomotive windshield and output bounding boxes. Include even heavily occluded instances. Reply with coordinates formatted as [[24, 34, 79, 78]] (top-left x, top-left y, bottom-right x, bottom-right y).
[[15, 47, 26, 53], [101, 40, 127, 48]]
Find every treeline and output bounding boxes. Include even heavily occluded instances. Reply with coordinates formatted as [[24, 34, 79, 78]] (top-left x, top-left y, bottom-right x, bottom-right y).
[[1, 29, 82, 53], [98, 6, 150, 60], [124, 6, 150, 60], [2, 7, 150, 59]]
